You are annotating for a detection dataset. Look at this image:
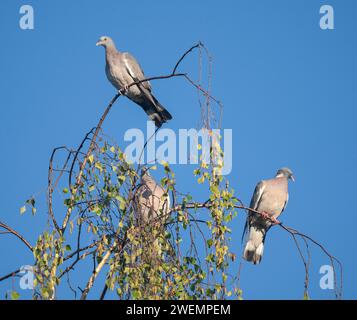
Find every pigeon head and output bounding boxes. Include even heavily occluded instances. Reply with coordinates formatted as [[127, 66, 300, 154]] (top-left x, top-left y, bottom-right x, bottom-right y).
[[96, 36, 115, 48], [276, 167, 295, 182]]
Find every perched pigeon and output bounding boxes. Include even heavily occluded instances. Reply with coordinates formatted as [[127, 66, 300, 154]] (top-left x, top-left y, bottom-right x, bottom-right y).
[[133, 169, 171, 266], [96, 36, 172, 127], [243, 167, 295, 264], [134, 169, 171, 225]]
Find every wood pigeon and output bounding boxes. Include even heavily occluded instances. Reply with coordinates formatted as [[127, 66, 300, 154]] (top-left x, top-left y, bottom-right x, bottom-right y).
[[243, 167, 295, 264], [133, 169, 171, 226], [133, 169, 172, 267], [96, 36, 172, 128]]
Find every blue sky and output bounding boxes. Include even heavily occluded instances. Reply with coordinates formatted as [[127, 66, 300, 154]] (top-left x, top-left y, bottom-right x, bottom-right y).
[[0, 0, 356, 299]]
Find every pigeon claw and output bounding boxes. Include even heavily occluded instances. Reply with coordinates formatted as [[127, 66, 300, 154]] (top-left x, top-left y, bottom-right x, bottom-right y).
[[270, 216, 281, 225], [260, 211, 280, 224], [260, 211, 270, 219]]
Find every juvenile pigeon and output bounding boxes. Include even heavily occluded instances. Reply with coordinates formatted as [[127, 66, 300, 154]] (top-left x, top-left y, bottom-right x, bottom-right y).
[[96, 36, 172, 127], [243, 167, 295, 264], [134, 169, 171, 225]]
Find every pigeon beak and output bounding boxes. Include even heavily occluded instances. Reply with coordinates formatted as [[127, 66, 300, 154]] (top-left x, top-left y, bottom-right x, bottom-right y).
[[290, 175, 295, 182], [95, 41, 102, 47]]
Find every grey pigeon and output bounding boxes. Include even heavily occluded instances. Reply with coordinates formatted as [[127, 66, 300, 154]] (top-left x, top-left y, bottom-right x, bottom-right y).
[[243, 167, 295, 264], [134, 169, 171, 225], [133, 169, 172, 266], [96, 36, 172, 127]]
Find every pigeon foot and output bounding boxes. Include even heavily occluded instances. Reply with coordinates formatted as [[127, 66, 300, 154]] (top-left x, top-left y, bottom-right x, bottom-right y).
[[260, 211, 270, 219], [270, 216, 281, 225]]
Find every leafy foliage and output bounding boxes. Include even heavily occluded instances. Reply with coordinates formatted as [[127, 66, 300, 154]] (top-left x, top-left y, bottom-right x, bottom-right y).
[[26, 132, 241, 300]]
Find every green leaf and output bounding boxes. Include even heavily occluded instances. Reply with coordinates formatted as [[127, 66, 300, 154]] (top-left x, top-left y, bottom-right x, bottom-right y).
[[11, 291, 20, 300], [132, 290, 141, 299], [222, 273, 227, 282], [95, 162, 103, 172], [41, 288, 50, 299], [26, 197, 35, 207], [91, 206, 102, 215], [69, 220, 74, 234], [205, 253, 215, 263], [119, 201, 126, 211], [210, 185, 219, 195], [64, 199, 72, 207], [115, 195, 126, 210], [65, 245, 72, 251]]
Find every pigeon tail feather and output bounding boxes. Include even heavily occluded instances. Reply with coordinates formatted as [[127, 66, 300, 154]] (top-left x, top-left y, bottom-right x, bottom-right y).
[[131, 97, 163, 127], [243, 240, 264, 265], [243, 228, 265, 265], [151, 94, 172, 121]]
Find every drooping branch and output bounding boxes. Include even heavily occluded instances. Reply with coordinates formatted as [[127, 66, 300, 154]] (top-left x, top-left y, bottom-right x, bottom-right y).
[[0, 221, 33, 252], [172, 42, 202, 74], [280, 224, 343, 299], [48, 146, 71, 232], [0, 269, 21, 283], [168, 200, 343, 299]]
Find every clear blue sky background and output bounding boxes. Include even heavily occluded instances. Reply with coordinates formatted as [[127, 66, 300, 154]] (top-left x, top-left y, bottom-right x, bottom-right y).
[[0, 0, 356, 299]]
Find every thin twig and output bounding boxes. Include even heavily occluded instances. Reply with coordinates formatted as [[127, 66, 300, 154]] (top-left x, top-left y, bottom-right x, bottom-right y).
[[0, 221, 33, 251], [0, 269, 21, 282], [169, 200, 343, 298], [62, 93, 121, 233]]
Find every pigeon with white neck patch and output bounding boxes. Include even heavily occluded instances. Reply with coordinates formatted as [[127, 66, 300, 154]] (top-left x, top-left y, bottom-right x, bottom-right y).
[[242, 167, 295, 264], [96, 36, 172, 128]]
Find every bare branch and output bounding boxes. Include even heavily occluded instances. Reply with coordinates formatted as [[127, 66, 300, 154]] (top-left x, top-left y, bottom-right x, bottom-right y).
[[0, 221, 33, 252], [48, 146, 69, 232], [61, 93, 121, 233], [0, 269, 21, 282]]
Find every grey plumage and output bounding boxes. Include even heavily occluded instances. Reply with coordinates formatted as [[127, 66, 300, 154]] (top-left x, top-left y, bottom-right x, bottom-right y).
[[96, 36, 172, 127], [133, 169, 171, 266], [243, 167, 294, 264], [134, 169, 171, 226]]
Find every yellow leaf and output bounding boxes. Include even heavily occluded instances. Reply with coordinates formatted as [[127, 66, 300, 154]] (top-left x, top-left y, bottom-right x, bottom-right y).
[[88, 154, 94, 164], [197, 176, 205, 184], [20, 206, 26, 215]]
